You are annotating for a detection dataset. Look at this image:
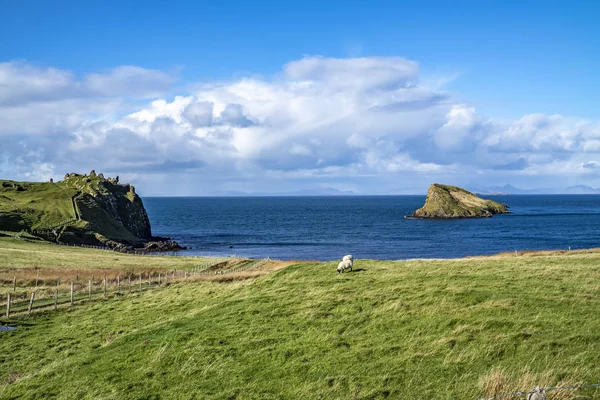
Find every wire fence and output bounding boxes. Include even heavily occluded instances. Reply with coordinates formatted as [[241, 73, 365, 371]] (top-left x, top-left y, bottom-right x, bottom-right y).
[[2, 258, 269, 317]]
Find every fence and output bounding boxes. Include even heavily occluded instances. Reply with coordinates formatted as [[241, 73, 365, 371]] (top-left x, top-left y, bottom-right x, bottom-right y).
[[2, 258, 269, 317]]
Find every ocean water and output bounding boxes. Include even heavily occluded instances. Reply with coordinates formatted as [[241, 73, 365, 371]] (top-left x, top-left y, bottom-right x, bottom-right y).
[[143, 195, 600, 261]]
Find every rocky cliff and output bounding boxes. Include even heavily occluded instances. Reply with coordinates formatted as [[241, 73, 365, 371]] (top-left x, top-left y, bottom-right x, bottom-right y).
[[0, 171, 181, 251], [411, 184, 509, 219]]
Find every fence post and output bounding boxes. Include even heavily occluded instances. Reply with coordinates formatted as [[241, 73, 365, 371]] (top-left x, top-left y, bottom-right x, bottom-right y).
[[13, 276, 16, 293], [88, 280, 92, 299], [128, 275, 131, 292], [6, 293, 10, 317], [139, 274, 142, 292], [148, 273, 151, 287], [54, 289, 58, 310], [184, 271, 187, 280], [117, 276, 120, 294], [70, 282, 74, 305], [36, 270, 39, 288], [158, 273, 161, 285], [27, 292, 35, 315], [103, 278, 107, 297]]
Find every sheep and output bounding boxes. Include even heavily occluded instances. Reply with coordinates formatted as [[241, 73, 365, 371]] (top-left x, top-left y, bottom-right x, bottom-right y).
[[342, 254, 353, 264], [337, 259, 353, 273]]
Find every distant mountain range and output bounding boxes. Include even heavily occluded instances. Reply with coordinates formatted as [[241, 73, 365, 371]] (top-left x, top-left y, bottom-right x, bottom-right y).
[[211, 188, 358, 196], [471, 184, 600, 195], [202, 184, 600, 196]]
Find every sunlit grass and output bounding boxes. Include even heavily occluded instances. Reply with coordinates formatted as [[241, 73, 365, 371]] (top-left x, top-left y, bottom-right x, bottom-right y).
[[0, 241, 599, 399]]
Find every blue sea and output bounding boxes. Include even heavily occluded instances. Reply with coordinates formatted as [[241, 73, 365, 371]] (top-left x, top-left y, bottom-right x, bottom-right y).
[[143, 195, 600, 261]]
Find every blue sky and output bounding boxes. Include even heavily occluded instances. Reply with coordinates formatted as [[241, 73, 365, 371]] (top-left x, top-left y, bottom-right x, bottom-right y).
[[1, 0, 600, 194]]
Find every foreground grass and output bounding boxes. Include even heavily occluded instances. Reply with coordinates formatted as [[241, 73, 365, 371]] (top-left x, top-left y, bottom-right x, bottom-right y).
[[0, 244, 599, 399]]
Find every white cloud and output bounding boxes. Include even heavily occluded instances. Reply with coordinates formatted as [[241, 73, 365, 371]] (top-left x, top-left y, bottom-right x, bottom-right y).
[[3, 56, 600, 194], [84, 66, 175, 98], [0, 61, 174, 107], [289, 143, 312, 156], [434, 105, 479, 150]]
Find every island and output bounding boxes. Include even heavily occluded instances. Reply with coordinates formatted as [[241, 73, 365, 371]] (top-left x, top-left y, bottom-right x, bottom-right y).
[[0, 171, 183, 252], [410, 183, 509, 218]]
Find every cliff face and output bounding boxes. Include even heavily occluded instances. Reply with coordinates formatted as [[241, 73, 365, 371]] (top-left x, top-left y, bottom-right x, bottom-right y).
[[76, 180, 152, 241], [411, 184, 509, 219]]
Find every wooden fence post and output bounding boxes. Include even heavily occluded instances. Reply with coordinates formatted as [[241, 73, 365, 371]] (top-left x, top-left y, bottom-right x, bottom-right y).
[[6, 293, 10, 317], [184, 271, 187, 280], [13, 276, 16, 293], [139, 274, 142, 292], [128, 275, 131, 292], [54, 290, 58, 310], [158, 273, 161, 285], [88, 280, 92, 299], [35, 270, 39, 288], [148, 273, 151, 287], [103, 278, 107, 297], [27, 292, 35, 315], [117, 276, 120, 294], [70, 282, 74, 305]]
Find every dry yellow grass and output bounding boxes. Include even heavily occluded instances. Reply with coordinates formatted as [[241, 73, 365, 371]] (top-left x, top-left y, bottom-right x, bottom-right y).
[[479, 367, 583, 400]]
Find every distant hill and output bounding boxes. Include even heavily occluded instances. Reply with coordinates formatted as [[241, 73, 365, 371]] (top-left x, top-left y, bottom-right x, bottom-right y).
[[472, 184, 600, 195], [212, 188, 358, 196], [0, 172, 178, 250], [564, 185, 600, 194]]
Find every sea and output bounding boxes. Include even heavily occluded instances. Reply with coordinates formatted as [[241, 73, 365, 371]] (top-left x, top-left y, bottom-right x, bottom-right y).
[[143, 195, 600, 261]]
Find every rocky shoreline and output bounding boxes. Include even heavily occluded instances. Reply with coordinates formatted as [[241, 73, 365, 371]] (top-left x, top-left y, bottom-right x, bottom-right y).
[[105, 237, 186, 253]]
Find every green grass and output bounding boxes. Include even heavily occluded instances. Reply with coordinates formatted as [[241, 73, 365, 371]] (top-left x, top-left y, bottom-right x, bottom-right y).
[[0, 238, 211, 270], [0, 180, 78, 231], [0, 242, 599, 399]]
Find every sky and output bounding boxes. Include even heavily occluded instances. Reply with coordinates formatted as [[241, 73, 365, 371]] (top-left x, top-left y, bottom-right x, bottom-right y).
[[1, 0, 599, 195]]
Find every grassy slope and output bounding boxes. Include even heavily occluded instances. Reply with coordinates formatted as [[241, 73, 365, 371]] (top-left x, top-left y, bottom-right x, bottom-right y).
[[0, 180, 78, 230], [0, 238, 207, 270], [0, 242, 599, 399]]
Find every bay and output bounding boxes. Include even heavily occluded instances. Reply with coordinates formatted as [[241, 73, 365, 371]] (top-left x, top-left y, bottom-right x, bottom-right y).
[[143, 195, 600, 260]]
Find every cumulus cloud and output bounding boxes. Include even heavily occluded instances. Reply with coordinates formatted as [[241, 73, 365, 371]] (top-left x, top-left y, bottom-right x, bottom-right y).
[[84, 66, 175, 98], [181, 100, 214, 127], [3, 56, 600, 194], [0, 61, 174, 107]]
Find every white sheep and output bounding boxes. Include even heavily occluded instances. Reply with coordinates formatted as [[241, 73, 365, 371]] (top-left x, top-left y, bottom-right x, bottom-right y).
[[337, 259, 353, 273], [342, 254, 353, 264]]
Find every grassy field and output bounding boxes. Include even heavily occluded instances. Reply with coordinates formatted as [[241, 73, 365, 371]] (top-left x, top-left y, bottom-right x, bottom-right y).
[[0, 238, 215, 270], [0, 239, 599, 399], [0, 180, 79, 231]]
